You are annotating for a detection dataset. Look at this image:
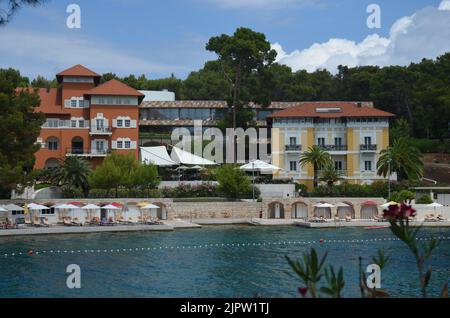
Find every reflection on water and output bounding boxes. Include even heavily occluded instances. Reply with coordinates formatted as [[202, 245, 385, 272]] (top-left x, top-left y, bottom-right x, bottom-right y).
[[0, 226, 449, 298]]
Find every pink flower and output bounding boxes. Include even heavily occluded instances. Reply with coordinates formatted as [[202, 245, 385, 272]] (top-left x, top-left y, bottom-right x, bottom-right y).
[[383, 204, 416, 220], [298, 287, 308, 297]]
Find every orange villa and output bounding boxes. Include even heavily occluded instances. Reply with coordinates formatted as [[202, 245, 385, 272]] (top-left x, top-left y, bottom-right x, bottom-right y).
[[34, 65, 143, 169]]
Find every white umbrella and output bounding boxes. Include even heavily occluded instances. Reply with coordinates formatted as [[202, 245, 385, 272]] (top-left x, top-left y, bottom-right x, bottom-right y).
[[4, 204, 24, 212], [427, 202, 444, 215], [427, 202, 444, 208], [28, 203, 50, 210], [82, 204, 101, 221], [102, 204, 121, 210], [240, 160, 282, 173], [82, 204, 101, 210], [240, 160, 283, 200], [0, 206, 7, 212], [141, 204, 160, 209], [55, 204, 79, 210], [55, 204, 79, 219], [335, 202, 350, 208]]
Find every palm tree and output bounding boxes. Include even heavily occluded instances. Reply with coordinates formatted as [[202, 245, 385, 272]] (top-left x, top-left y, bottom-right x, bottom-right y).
[[299, 146, 332, 188], [377, 137, 423, 182], [320, 162, 342, 187], [52, 157, 92, 197]]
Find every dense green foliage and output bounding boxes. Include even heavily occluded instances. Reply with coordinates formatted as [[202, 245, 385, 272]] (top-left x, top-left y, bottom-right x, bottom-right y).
[[88, 153, 160, 198], [319, 162, 342, 187], [299, 146, 332, 188], [215, 164, 259, 199], [416, 195, 434, 204], [377, 137, 424, 181], [50, 157, 92, 197], [308, 180, 425, 198], [0, 68, 45, 198]]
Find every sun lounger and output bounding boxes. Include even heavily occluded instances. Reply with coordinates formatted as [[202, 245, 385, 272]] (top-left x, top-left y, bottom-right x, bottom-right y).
[[63, 217, 78, 227], [41, 218, 51, 227], [424, 214, 439, 222], [72, 218, 83, 226], [345, 216, 352, 222]]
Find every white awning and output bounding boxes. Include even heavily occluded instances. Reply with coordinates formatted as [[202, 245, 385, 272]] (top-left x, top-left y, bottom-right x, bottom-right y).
[[140, 146, 177, 167], [171, 147, 217, 166]]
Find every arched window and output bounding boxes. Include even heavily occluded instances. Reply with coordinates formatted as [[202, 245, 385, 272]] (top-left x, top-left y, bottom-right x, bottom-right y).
[[44, 158, 59, 169]]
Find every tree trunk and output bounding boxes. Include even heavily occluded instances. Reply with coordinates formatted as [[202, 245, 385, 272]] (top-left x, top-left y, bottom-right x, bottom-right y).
[[313, 164, 318, 188]]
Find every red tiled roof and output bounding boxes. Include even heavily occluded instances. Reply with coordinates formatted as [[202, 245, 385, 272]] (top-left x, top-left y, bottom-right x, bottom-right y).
[[268, 102, 395, 119], [85, 79, 145, 101], [56, 64, 100, 78]]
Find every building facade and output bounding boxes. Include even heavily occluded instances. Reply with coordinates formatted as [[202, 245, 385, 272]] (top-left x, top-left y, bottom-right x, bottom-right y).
[[34, 65, 143, 169], [268, 102, 395, 189]]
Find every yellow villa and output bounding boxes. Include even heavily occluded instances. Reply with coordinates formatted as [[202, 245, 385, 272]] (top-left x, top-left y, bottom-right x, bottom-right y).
[[268, 102, 395, 190]]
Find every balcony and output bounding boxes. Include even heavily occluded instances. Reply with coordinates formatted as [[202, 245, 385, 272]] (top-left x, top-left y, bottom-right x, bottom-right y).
[[318, 145, 348, 152], [90, 127, 113, 136], [360, 144, 378, 151], [285, 145, 302, 152], [318, 170, 348, 176], [66, 148, 110, 157]]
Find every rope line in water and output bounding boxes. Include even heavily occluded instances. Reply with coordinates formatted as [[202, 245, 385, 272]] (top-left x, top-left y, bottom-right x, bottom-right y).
[[2, 236, 449, 259]]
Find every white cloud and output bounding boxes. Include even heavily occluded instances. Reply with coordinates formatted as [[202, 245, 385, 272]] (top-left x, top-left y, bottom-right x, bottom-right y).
[[200, 0, 316, 9], [439, 0, 450, 10], [0, 28, 188, 78], [274, 0, 450, 73]]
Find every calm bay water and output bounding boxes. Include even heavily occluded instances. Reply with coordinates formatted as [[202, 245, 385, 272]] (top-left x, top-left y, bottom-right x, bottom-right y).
[[0, 226, 449, 298]]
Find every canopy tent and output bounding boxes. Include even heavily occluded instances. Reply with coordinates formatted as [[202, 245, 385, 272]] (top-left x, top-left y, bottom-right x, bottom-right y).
[[140, 146, 177, 167], [170, 147, 217, 166]]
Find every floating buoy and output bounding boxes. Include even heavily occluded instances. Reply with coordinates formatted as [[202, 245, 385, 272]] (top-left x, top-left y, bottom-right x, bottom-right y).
[[319, 239, 324, 244], [28, 250, 33, 256]]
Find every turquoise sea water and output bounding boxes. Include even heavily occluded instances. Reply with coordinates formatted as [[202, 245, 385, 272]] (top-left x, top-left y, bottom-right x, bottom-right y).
[[0, 226, 449, 298]]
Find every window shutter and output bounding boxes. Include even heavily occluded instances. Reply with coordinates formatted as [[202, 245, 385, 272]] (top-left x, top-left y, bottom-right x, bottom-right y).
[[64, 100, 71, 108], [111, 141, 118, 150], [112, 119, 117, 128], [131, 120, 137, 128], [131, 141, 137, 149]]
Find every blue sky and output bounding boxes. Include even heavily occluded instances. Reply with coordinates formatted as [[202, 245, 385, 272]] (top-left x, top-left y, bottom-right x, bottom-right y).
[[0, 0, 449, 79]]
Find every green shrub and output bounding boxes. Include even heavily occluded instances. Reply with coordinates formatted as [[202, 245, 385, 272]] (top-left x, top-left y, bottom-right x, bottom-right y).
[[216, 164, 259, 199], [416, 195, 433, 204]]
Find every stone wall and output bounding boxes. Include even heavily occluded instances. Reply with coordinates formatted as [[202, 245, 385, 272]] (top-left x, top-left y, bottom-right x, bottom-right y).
[[169, 201, 262, 220]]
